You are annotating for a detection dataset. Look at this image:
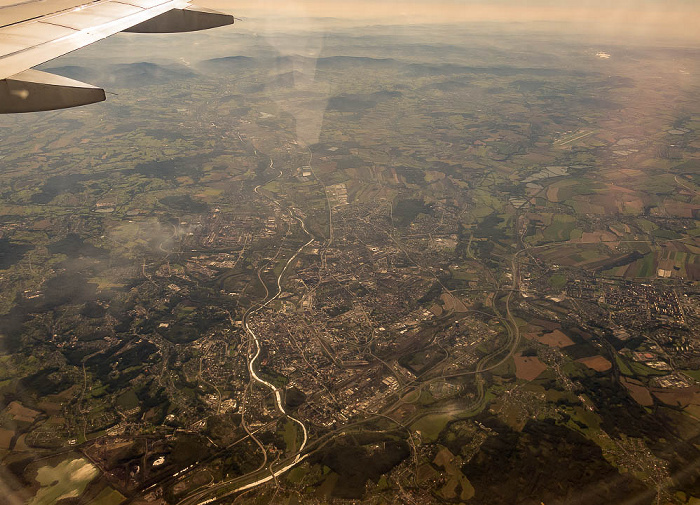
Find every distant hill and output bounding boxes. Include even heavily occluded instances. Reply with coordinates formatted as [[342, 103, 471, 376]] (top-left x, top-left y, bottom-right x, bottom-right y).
[[267, 70, 315, 88], [271, 55, 312, 68], [199, 54, 400, 76], [108, 62, 197, 87], [43, 65, 101, 83], [197, 55, 256, 74], [45, 62, 197, 88], [317, 56, 398, 68]]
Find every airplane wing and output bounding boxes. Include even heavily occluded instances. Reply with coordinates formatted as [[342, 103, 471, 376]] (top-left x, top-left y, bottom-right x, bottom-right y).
[[0, 0, 233, 113]]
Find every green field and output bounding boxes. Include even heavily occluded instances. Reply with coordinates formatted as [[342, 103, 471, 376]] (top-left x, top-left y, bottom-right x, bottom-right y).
[[543, 214, 577, 242], [87, 487, 126, 505], [30, 457, 99, 505], [411, 413, 455, 442], [282, 419, 299, 454]]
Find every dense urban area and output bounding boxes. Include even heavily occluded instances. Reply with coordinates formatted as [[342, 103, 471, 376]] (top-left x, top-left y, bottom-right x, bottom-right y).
[[0, 20, 699, 505]]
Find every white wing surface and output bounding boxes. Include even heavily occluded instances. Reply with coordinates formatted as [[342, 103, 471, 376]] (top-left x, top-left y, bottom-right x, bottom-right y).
[[0, 0, 233, 112]]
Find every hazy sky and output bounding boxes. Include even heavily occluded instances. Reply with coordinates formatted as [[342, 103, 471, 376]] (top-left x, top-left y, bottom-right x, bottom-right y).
[[2, 0, 697, 44], [202, 0, 700, 43]]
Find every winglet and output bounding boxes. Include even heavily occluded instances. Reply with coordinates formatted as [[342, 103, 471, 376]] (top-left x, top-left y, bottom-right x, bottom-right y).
[[0, 70, 105, 114], [123, 6, 234, 33]]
